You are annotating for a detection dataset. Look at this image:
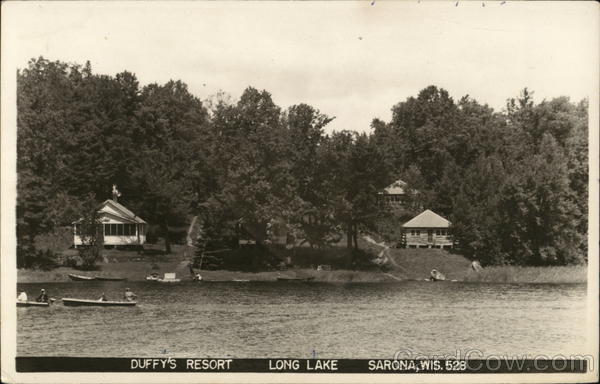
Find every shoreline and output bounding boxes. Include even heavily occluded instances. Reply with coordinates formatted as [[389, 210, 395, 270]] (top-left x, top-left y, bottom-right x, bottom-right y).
[[17, 265, 402, 284], [17, 262, 588, 284]]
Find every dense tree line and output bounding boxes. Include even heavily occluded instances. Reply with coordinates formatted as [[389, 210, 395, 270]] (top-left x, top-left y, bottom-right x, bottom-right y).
[[373, 87, 588, 265], [16, 57, 587, 268]]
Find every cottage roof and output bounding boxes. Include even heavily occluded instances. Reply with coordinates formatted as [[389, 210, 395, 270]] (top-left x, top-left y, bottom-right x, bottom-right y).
[[402, 209, 450, 228], [100, 199, 147, 224], [383, 179, 407, 195]]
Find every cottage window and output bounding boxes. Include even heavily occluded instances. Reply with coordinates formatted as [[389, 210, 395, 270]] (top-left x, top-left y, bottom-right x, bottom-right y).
[[442, 230, 446, 236], [105, 223, 120, 236], [123, 224, 136, 236], [416, 230, 420, 236], [410, 230, 415, 236], [436, 230, 440, 236], [117, 224, 124, 236]]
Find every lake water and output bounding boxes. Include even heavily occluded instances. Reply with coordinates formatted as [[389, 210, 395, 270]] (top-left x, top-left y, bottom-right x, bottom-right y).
[[17, 281, 588, 359]]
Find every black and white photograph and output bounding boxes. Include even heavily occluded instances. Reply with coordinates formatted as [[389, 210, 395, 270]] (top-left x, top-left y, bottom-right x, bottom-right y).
[[1, 1, 598, 383]]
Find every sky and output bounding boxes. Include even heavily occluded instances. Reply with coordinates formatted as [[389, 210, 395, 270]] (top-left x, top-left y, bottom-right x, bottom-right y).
[[3, 1, 598, 133]]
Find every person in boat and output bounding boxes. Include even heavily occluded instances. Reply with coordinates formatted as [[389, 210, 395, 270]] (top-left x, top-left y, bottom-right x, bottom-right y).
[[17, 291, 28, 302], [36, 289, 49, 303], [429, 269, 446, 281], [99, 292, 108, 301], [123, 288, 137, 302]]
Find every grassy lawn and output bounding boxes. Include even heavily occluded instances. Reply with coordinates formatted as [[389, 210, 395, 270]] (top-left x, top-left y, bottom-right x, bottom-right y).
[[461, 265, 587, 284], [384, 248, 473, 280]]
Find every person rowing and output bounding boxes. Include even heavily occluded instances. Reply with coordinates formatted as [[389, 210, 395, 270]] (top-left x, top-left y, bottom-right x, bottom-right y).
[[123, 288, 137, 302], [36, 289, 49, 303]]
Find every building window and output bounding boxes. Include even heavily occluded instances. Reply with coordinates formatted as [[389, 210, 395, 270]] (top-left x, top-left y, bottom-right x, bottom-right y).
[[104, 223, 138, 236], [410, 230, 415, 236], [123, 224, 136, 236], [416, 230, 420, 236], [441, 230, 446, 236], [436, 230, 440, 236], [105, 224, 117, 236]]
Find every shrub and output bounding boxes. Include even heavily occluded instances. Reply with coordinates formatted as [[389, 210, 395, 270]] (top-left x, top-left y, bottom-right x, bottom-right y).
[[63, 255, 80, 268], [17, 244, 59, 270], [77, 246, 101, 270]]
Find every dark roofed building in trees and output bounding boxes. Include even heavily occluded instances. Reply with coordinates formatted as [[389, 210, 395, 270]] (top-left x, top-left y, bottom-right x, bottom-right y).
[[380, 179, 409, 206], [402, 209, 453, 249]]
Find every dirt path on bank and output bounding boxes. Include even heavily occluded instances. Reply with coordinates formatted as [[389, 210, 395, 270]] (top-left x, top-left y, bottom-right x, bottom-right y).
[[362, 235, 398, 268], [362, 235, 406, 279], [187, 215, 198, 247]]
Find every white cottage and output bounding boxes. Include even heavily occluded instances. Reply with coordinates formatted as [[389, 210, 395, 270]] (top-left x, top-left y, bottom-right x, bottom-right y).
[[73, 199, 147, 247], [402, 209, 453, 249]]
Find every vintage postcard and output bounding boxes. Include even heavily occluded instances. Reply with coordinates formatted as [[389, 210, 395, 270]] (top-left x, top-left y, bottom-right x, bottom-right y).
[[1, 1, 598, 383]]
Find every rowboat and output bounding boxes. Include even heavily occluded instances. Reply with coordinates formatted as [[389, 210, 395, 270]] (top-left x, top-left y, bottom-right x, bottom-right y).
[[95, 276, 126, 281], [68, 273, 95, 281], [17, 300, 50, 307], [276, 277, 315, 282], [232, 279, 250, 282], [62, 298, 136, 307]]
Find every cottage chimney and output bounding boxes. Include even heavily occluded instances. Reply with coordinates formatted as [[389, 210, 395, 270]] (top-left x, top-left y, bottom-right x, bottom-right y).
[[112, 184, 122, 202]]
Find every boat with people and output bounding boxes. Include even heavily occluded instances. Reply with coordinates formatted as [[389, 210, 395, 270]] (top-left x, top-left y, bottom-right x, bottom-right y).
[[17, 289, 55, 306], [428, 269, 446, 281], [62, 298, 137, 307], [68, 273, 95, 281]]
